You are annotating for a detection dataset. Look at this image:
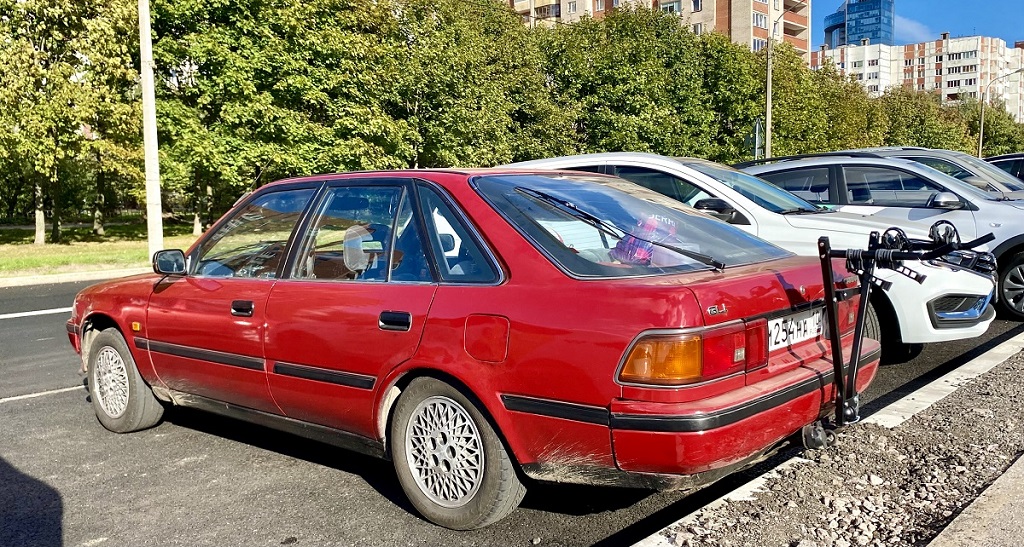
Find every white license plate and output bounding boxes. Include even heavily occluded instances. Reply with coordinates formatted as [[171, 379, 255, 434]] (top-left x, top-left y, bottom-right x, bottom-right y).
[[768, 309, 824, 352]]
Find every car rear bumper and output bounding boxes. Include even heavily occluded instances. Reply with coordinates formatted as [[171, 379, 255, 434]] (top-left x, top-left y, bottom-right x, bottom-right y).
[[505, 342, 880, 489]]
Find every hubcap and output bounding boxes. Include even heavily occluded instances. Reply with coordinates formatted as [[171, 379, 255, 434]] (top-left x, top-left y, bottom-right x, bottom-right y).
[[94, 346, 130, 419], [1003, 265, 1024, 314], [405, 396, 484, 508]]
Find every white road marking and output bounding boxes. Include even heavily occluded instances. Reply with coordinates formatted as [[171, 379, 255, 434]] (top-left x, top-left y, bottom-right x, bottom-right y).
[[0, 386, 83, 404], [633, 332, 1024, 547], [0, 307, 72, 320]]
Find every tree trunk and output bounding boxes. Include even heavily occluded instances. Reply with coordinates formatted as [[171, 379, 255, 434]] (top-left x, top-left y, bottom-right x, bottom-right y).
[[93, 154, 105, 236], [50, 166, 61, 244], [33, 181, 45, 245], [192, 211, 202, 236]]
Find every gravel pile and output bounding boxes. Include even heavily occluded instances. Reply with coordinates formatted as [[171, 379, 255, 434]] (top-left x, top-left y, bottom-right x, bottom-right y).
[[658, 351, 1024, 547]]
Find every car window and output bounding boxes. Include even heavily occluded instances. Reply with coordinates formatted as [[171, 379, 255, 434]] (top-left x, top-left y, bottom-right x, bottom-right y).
[[907, 157, 971, 180], [417, 184, 499, 283], [842, 166, 945, 207], [611, 165, 711, 206], [989, 159, 1017, 175], [566, 165, 604, 174], [951, 153, 1024, 191], [293, 186, 404, 282], [193, 188, 315, 278], [744, 167, 833, 205], [474, 173, 790, 278]]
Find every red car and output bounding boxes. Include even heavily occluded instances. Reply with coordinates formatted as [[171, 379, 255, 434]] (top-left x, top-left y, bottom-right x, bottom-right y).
[[66, 169, 878, 530]]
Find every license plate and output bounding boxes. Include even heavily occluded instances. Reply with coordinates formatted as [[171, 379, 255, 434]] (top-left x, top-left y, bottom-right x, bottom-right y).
[[768, 308, 824, 352]]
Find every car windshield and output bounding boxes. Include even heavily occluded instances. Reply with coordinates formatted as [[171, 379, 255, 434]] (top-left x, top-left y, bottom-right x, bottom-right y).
[[950, 152, 1024, 191], [676, 158, 825, 214], [473, 173, 791, 278]]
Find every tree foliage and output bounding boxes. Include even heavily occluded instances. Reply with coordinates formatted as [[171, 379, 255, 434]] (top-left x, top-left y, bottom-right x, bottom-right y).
[[5, 4, 1024, 240]]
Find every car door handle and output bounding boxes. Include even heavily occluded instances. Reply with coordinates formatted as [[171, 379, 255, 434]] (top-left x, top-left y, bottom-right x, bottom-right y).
[[379, 311, 412, 332], [231, 300, 255, 317]]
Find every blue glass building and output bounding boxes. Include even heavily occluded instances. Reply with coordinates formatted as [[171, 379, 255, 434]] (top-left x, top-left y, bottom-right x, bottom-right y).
[[824, 0, 895, 48]]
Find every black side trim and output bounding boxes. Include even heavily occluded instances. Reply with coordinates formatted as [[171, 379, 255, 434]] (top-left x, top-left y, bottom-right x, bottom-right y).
[[501, 395, 610, 426], [610, 347, 882, 433], [167, 390, 385, 459], [273, 362, 375, 390], [66, 322, 79, 335], [138, 338, 264, 371]]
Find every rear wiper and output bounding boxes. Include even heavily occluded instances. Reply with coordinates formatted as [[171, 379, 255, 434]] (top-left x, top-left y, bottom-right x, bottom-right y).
[[515, 187, 726, 271]]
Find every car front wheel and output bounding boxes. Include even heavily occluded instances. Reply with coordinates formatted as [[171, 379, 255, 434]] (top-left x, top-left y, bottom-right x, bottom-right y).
[[87, 329, 164, 433], [999, 253, 1024, 320], [390, 377, 525, 530]]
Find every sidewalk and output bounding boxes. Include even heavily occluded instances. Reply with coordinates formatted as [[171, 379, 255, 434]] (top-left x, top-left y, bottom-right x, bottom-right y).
[[929, 454, 1024, 547], [0, 267, 149, 288]]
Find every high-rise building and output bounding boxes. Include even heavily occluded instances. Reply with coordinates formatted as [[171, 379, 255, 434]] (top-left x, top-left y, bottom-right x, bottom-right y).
[[509, 0, 811, 56], [823, 0, 895, 49], [812, 33, 1024, 122]]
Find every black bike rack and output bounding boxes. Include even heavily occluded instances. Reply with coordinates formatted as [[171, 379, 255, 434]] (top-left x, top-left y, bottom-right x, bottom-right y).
[[810, 228, 995, 444]]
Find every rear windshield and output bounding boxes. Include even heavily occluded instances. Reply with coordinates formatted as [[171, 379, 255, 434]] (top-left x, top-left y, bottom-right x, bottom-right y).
[[473, 173, 791, 278]]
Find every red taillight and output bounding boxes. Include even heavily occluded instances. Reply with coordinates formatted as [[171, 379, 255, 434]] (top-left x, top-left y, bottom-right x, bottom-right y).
[[837, 297, 859, 336], [619, 319, 770, 386]]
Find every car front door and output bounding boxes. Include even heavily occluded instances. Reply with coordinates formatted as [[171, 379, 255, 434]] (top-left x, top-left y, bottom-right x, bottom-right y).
[[837, 165, 979, 239], [262, 180, 439, 439], [144, 185, 319, 413]]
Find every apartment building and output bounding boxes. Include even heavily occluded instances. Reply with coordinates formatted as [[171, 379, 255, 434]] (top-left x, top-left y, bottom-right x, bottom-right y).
[[812, 33, 1024, 122], [508, 0, 811, 56]]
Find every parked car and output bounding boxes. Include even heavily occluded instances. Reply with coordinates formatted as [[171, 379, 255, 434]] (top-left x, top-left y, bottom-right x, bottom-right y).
[[986, 152, 1024, 182], [742, 147, 1024, 196], [740, 155, 1024, 319], [508, 153, 996, 361], [67, 169, 880, 530]]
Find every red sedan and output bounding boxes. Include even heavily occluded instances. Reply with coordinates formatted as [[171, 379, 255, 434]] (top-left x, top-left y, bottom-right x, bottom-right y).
[[66, 169, 878, 529]]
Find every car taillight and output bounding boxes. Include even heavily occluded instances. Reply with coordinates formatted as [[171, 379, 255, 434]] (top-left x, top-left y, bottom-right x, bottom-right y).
[[619, 319, 769, 387], [837, 297, 859, 336]]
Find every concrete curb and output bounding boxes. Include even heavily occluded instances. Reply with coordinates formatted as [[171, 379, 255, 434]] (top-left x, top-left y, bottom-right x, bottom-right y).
[[928, 454, 1024, 547], [0, 268, 150, 288]]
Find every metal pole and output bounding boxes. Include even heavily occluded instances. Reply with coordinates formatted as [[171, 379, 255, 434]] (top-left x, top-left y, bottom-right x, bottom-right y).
[[139, 0, 163, 259], [765, 3, 801, 159], [978, 68, 1024, 158]]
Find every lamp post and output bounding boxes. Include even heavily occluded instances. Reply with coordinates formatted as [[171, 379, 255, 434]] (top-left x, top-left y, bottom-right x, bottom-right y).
[[978, 67, 1024, 158], [765, 1, 802, 159], [139, 0, 163, 258]]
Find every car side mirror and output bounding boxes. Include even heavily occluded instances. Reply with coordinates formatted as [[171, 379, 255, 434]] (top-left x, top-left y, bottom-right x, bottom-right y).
[[694, 198, 737, 222], [153, 250, 186, 276], [929, 192, 963, 210], [961, 176, 991, 190], [438, 233, 456, 253]]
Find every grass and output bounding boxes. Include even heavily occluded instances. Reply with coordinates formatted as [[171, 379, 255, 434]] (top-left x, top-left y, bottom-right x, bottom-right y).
[[0, 222, 198, 277]]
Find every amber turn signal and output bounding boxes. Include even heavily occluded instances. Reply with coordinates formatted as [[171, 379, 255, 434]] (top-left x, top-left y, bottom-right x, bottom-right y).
[[619, 335, 702, 386]]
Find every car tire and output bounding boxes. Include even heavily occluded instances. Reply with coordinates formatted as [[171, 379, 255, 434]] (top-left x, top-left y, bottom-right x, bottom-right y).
[[998, 252, 1024, 320], [864, 301, 921, 365], [87, 329, 164, 433], [389, 377, 525, 530]]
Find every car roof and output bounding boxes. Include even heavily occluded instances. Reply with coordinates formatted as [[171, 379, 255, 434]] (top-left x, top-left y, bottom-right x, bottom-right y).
[[259, 167, 617, 188], [739, 155, 923, 172], [985, 152, 1024, 161]]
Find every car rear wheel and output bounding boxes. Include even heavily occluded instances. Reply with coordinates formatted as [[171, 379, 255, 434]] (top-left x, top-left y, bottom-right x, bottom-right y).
[[87, 329, 164, 433], [390, 377, 525, 530], [998, 253, 1024, 320]]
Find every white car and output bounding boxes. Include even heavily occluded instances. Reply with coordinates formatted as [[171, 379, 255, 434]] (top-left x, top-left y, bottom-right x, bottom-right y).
[[508, 153, 996, 362]]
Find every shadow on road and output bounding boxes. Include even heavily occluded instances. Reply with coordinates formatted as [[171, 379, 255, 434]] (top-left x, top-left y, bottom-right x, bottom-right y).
[[0, 457, 63, 547]]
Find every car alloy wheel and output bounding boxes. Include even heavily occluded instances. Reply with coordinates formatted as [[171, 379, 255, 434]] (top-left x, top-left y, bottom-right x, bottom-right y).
[[1001, 262, 1024, 315], [94, 346, 130, 419], [404, 395, 484, 508]]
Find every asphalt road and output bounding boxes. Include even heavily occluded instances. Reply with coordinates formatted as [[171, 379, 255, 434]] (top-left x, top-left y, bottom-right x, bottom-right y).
[[2, 280, 1021, 547]]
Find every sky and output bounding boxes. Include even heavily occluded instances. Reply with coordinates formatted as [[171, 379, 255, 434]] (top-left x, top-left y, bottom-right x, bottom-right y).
[[814, 0, 1022, 48]]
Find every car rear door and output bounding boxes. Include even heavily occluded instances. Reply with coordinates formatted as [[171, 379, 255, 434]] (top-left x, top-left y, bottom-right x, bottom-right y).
[[144, 184, 319, 413], [262, 179, 438, 439]]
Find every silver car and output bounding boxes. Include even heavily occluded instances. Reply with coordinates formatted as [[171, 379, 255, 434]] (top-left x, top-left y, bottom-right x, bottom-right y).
[[741, 155, 1024, 319]]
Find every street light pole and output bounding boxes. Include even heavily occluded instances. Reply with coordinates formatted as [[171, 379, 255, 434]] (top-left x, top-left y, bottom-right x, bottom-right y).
[[139, 0, 163, 259], [978, 67, 1024, 158], [765, 1, 802, 159]]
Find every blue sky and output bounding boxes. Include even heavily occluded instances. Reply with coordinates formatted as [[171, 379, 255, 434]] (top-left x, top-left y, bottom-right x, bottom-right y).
[[814, 0, 1022, 48]]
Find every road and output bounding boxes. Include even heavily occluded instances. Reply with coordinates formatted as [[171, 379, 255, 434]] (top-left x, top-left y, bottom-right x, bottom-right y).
[[2, 280, 1021, 547]]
